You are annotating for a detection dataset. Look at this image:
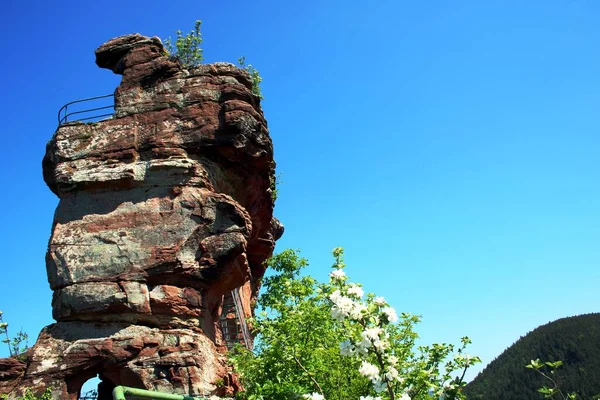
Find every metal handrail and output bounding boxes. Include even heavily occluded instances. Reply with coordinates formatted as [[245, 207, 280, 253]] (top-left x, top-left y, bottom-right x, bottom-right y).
[[112, 386, 208, 400], [58, 94, 114, 126]]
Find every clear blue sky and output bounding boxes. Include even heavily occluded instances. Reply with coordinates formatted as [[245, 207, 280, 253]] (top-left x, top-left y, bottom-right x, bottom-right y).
[[1, 0, 598, 383]]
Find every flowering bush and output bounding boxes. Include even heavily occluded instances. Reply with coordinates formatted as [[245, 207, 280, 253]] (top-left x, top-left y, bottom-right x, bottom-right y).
[[231, 248, 480, 400], [231, 250, 367, 400], [324, 248, 480, 400]]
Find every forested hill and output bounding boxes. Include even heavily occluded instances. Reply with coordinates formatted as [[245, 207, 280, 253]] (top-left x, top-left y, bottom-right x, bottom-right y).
[[464, 313, 600, 400]]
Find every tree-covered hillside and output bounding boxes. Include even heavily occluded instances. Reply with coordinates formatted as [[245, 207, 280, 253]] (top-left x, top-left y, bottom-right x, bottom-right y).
[[465, 313, 600, 400]]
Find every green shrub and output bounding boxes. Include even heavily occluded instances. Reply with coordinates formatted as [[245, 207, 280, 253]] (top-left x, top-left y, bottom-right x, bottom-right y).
[[163, 21, 264, 99], [0, 310, 28, 359], [238, 56, 263, 100], [0, 388, 52, 400], [164, 20, 204, 68], [230, 249, 479, 400]]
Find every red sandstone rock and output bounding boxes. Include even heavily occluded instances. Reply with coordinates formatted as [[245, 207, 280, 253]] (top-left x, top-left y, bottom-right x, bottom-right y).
[[0, 357, 26, 394], [1, 34, 281, 399]]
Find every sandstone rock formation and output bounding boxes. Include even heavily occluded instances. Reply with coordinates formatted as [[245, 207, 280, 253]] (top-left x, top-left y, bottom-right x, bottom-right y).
[[0, 34, 282, 399]]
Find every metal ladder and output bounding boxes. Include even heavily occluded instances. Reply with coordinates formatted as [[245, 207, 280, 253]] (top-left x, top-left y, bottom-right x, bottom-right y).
[[219, 287, 252, 351]]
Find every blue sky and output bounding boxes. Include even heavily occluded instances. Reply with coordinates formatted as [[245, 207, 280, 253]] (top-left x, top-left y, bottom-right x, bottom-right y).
[[1, 0, 598, 384]]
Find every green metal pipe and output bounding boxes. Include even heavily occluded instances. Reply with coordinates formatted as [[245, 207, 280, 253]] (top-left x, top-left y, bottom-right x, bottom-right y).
[[112, 385, 207, 400]]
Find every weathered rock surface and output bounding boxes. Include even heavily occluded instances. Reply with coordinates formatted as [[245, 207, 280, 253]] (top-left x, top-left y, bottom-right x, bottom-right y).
[[20, 323, 237, 398], [1, 34, 281, 399], [0, 357, 26, 394]]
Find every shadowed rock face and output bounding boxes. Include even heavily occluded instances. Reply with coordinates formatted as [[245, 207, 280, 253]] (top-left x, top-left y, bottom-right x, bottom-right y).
[[0, 34, 282, 399]]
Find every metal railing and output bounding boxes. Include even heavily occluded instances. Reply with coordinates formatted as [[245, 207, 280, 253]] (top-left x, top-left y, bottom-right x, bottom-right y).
[[113, 386, 208, 400], [58, 94, 114, 126]]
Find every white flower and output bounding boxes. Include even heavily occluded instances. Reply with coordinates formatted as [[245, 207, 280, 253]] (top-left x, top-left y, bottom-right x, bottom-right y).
[[347, 284, 364, 298], [362, 327, 382, 341], [330, 293, 355, 321], [329, 290, 342, 303], [373, 338, 388, 351], [303, 393, 325, 400], [384, 366, 399, 382], [330, 293, 354, 313], [382, 307, 398, 323], [355, 337, 371, 356], [460, 353, 477, 365], [339, 340, 355, 357], [387, 355, 398, 365], [454, 353, 474, 365], [374, 296, 386, 306], [360, 397, 382, 400], [372, 378, 387, 393], [399, 393, 411, 400], [338, 297, 354, 313], [349, 302, 367, 319], [329, 269, 346, 281], [331, 307, 346, 321], [443, 381, 457, 390], [358, 361, 380, 381]]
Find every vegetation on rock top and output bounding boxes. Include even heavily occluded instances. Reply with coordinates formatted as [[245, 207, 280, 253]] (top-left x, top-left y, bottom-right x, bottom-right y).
[[164, 20, 263, 99]]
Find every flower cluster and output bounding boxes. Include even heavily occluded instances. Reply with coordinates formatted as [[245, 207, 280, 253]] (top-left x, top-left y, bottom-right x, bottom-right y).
[[300, 247, 480, 400], [327, 253, 408, 398]]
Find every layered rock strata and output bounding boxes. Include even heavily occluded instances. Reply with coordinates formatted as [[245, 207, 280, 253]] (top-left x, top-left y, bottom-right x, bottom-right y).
[[0, 34, 282, 399]]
